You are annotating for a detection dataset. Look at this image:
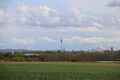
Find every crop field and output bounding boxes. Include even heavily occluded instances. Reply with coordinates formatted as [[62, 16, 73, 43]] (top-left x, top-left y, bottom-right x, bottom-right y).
[[0, 62, 120, 80]]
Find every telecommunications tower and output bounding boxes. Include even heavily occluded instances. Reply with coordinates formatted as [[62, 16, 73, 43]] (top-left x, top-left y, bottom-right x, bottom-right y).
[[60, 39, 63, 52]]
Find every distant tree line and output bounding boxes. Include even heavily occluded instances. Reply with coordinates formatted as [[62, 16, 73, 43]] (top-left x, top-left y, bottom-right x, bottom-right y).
[[0, 50, 120, 62]]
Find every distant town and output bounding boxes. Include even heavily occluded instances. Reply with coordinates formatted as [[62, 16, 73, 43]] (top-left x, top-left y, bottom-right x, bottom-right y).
[[0, 46, 118, 54], [0, 46, 120, 62]]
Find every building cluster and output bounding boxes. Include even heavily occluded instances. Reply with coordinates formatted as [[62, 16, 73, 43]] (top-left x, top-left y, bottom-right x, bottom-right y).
[[91, 47, 117, 52]]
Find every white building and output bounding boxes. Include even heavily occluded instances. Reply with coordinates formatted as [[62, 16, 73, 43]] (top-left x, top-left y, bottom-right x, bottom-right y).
[[92, 47, 104, 52]]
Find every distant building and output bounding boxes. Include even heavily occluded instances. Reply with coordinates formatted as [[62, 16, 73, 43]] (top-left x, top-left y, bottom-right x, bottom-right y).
[[24, 53, 40, 56], [110, 47, 117, 52], [92, 47, 104, 52], [12, 51, 14, 55]]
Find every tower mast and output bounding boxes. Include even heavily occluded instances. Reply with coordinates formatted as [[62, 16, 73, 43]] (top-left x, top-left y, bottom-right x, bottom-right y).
[[60, 39, 63, 52]]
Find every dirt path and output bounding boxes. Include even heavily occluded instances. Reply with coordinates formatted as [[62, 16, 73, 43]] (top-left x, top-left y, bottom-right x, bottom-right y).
[[0, 61, 120, 66]]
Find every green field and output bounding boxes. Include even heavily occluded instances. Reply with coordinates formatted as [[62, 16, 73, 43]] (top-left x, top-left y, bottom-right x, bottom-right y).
[[0, 62, 120, 80]]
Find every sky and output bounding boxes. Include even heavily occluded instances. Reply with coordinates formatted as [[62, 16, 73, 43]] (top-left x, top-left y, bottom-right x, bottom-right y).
[[0, 0, 120, 50]]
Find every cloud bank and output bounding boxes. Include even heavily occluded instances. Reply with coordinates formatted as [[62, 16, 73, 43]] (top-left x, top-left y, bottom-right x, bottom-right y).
[[0, 1, 120, 50], [108, 0, 120, 7], [0, 4, 119, 28]]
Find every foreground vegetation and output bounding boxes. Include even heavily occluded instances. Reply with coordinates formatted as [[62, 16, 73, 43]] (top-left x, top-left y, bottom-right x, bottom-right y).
[[0, 50, 120, 62], [0, 63, 120, 80]]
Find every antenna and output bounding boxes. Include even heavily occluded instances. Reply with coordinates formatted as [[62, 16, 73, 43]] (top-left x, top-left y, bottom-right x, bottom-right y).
[[60, 39, 63, 52]]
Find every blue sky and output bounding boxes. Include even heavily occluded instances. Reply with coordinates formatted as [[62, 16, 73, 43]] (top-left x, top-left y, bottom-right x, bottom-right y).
[[0, 0, 120, 50]]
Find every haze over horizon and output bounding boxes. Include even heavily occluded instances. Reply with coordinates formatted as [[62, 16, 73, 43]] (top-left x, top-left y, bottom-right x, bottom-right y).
[[0, 0, 120, 50]]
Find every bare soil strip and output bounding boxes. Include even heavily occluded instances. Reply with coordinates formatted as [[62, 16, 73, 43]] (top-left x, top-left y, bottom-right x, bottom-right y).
[[0, 62, 120, 66]]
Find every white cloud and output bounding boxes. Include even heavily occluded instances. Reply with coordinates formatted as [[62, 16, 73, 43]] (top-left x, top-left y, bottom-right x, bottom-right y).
[[46, 26, 100, 33], [50, 17, 60, 24], [64, 36, 103, 43], [92, 22, 101, 28], [67, 8, 83, 25], [0, 9, 7, 23], [0, 4, 119, 29], [17, 4, 58, 25], [38, 37, 57, 43], [11, 37, 35, 45], [39, 5, 51, 16], [64, 36, 120, 44], [35, 25, 100, 35], [0, 9, 14, 24], [68, 8, 80, 16], [16, 5, 110, 28], [17, 4, 28, 16]]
